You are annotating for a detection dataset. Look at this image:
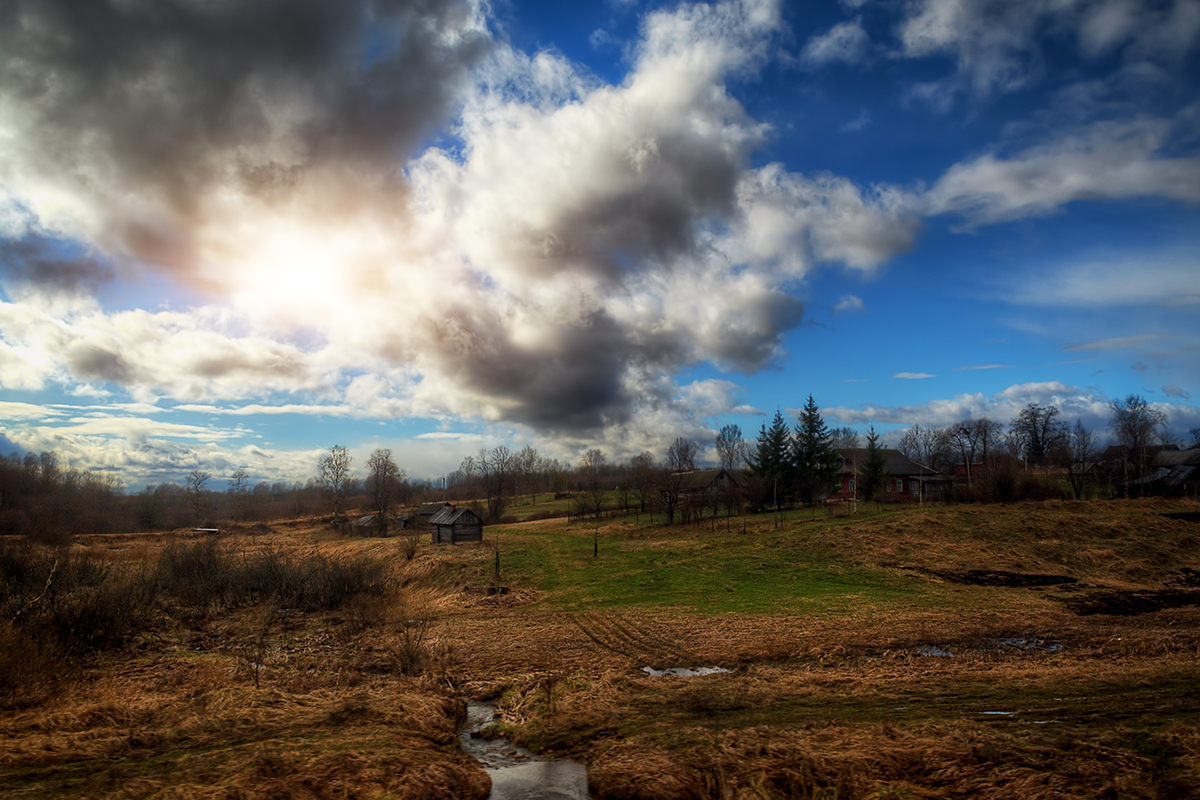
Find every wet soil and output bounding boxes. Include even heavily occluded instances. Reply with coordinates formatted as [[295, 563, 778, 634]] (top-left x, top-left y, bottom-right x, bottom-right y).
[[924, 568, 1078, 587], [1063, 589, 1200, 616]]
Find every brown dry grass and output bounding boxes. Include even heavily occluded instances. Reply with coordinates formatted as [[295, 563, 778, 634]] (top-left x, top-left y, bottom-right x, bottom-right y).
[[2, 500, 1199, 798]]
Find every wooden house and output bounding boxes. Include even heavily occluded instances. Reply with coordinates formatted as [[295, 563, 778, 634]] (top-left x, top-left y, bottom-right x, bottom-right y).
[[428, 506, 484, 545], [1127, 447, 1200, 496], [674, 468, 741, 496], [401, 501, 450, 531], [831, 448, 942, 501]]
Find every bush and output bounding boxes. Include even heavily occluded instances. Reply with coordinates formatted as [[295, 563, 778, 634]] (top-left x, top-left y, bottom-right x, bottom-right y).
[[0, 621, 69, 708], [155, 540, 389, 612], [0, 542, 153, 654]]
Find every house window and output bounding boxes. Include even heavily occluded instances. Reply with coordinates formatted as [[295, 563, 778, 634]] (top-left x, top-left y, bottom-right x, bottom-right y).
[[896, 479, 904, 493], [848, 479, 855, 493]]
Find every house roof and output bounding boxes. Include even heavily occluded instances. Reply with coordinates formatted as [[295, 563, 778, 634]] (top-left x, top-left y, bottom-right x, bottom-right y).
[[835, 448, 929, 476], [416, 501, 450, 516], [1101, 444, 1179, 461], [428, 506, 482, 526], [672, 468, 741, 491], [1153, 448, 1200, 467]]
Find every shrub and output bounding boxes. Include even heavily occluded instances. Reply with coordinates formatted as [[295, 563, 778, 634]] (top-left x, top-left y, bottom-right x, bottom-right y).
[[0, 621, 68, 708], [0, 542, 153, 654], [155, 540, 389, 612]]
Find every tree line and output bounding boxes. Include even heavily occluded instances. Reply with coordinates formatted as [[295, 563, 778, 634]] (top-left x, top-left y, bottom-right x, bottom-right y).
[[2, 394, 1194, 543]]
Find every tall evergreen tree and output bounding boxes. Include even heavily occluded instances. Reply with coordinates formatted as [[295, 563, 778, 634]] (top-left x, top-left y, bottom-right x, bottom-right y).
[[749, 410, 793, 482], [793, 395, 840, 505], [858, 426, 889, 503]]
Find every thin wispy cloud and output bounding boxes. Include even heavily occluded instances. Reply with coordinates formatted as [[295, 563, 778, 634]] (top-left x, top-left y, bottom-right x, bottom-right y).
[[834, 294, 865, 313], [1064, 334, 1164, 353]]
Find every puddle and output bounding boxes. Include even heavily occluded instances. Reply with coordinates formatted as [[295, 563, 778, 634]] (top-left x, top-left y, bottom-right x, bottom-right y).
[[641, 665, 731, 677], [917, 646, 953, 657], [916, 638, 1063, 657], [460, 701, 591, 800]]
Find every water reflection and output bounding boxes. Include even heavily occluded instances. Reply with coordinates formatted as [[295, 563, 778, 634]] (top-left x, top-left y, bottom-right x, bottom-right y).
[[460, 701, 592, 800]]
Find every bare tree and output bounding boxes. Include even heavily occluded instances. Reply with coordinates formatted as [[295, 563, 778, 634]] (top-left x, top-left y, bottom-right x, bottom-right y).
[[1010, 403, 1068, 472], [515, 445, 543, 503], [715, 424, 747, 471], [830, 426, 860, 449], [1109, 395, 1167, 494], [629, 451, 655, 517], [653, 438, 698, 525], [1062, 420, 1101, 500], [478, 446, 514, 522], [367, 448, 402, 533], [897, 424, 953, 470], [666, 437, 698, 472], [318, 445, 352, 520], [947, 419, 1001, 485], [228, 468, 249, 521], [1190, 427, 1200, 447], [580, 448, 608, 522], [186, 469, 211, 525]]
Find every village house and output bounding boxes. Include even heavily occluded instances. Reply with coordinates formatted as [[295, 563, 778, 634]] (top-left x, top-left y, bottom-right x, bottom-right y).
[[830, 448, 943, 501], [674, 468, 741, 497], [1127, 446, 1200, 497]]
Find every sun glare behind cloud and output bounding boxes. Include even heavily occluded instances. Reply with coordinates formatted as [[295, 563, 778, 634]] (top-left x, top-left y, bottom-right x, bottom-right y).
[[232, 229, 360, 326]]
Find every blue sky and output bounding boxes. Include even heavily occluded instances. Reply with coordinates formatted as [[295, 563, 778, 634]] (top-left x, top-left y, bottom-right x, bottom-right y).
[[1, 0, 1198, 489]]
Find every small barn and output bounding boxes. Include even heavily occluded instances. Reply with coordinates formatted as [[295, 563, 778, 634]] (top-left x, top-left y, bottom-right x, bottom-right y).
[[674, 468, 741, 496], [428, 506, 484, 545], [401, 501, 450, 531]]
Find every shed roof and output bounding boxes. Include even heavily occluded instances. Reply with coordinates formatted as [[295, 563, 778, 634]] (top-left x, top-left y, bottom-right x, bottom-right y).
[[428, 506, 482, 526], [1153, 448, 1200, 467]]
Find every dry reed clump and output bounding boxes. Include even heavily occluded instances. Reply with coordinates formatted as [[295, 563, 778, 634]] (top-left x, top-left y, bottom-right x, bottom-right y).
[[585, 721, 1170, 800], [0, 653, 489, 799]]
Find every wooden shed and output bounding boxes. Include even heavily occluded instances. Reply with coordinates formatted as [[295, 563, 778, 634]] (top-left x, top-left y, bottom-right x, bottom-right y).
[[428, 506, 484, 545]]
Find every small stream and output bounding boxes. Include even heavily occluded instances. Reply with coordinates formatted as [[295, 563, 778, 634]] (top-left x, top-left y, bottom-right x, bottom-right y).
[[460, 701, 591, 800]]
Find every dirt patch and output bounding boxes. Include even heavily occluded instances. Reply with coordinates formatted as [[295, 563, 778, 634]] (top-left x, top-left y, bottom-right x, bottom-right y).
[[929, 569, 1078, 588], [1163, 512, 1200, 524], [1064, 588, 1200, 616]]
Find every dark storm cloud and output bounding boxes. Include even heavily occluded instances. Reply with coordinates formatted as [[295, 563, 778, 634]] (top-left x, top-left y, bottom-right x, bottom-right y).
[[65, 343, 137, 384], [0, 238, 115, 294], [0, 0, 488, 266], [417, 303, 634, 432]]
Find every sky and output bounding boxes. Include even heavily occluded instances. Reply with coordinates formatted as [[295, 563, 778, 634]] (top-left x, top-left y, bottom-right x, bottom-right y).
[[1, 0, 1199, 490]]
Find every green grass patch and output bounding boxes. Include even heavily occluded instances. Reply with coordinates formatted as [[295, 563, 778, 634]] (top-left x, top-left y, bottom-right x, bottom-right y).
[[494, 515, 931, 614]]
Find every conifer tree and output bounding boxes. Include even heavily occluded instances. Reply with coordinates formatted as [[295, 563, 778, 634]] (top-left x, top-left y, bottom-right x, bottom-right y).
[[793, 395, 840, 505], [749, 410, 793, 483], [858, 426, 889, 503]]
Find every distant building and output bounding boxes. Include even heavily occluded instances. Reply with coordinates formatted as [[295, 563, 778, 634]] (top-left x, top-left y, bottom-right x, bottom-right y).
[[400, 501, 450, 531], [673, 468, 741, 496], [1127, 447, 1200, 496], [831, 448, 944, 501], [429, 506, 484, 545]]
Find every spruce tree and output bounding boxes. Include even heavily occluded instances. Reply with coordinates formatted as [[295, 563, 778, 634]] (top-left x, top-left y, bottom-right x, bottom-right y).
[[858, 426, 889, 503], [750, 410, 793, 482], [793, 395, 840, 506]]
